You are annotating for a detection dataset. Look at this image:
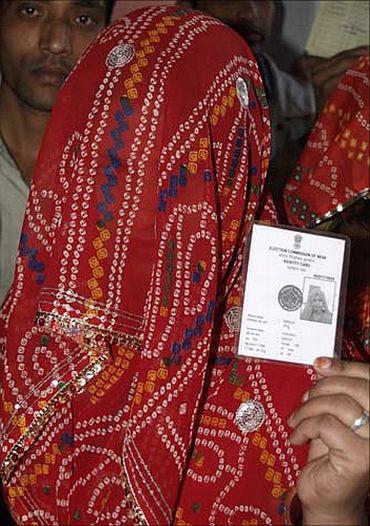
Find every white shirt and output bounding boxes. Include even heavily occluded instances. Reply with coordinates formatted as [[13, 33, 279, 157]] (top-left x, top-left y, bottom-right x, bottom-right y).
[[0, 136, 29, 305]]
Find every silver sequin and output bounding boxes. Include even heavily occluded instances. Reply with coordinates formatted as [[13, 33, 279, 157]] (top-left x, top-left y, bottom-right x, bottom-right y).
[[106, 43, 135, 69], [235, 400, 266, 433], [236, 77, 249, 108], [225, 307, 242, 332]]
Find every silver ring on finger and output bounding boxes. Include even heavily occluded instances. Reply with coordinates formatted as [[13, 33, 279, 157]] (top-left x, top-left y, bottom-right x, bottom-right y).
[[350, 410, 369, 433]]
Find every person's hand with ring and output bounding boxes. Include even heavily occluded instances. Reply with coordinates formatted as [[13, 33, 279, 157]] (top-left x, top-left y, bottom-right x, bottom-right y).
[[288, 357, 369, 525]]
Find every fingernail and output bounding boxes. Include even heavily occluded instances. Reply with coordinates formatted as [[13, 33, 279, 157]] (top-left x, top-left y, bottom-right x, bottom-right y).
[[314, 357, 332, 370], [288, 413, 295, 427], [302, 390, 309, 403]]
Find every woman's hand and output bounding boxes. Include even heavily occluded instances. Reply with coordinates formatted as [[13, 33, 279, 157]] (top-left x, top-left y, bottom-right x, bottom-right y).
[[288, 357, 369, 525]]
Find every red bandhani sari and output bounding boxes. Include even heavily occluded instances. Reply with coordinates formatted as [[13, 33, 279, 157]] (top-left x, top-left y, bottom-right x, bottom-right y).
[[1, 7, 312, 525], [284, 54, 369, 364]]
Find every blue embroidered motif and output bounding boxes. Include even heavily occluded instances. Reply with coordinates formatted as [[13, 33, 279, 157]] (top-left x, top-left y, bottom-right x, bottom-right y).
[[20, 233, 45, 285], [97, 96, 133, 226]]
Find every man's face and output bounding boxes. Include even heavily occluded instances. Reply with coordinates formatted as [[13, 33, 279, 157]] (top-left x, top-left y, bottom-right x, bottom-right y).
[[0, 0, 108, 112], [196, 0, 275, 48]]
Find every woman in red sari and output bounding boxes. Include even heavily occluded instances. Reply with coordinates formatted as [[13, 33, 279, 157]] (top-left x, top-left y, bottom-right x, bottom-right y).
[[0, 5, 368, 525]]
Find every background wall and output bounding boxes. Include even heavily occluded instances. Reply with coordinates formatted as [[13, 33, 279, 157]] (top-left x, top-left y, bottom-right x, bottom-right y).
[[268, 0, 319, 70]]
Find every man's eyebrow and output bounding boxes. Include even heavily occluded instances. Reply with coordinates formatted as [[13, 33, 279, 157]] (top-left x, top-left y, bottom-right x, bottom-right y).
[[14, 0, 104, 5]]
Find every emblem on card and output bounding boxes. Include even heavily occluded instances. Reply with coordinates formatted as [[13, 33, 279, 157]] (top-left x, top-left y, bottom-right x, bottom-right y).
[[294, 234, 303, 250], [278, 285, 303, 312]]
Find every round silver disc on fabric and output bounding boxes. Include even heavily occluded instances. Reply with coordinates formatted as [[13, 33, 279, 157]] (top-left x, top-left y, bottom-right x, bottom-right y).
[[235, 400, 266, 433], [236, 77, 249, 108], [225, 307, 242, 332], [106, 43, 135, 69]]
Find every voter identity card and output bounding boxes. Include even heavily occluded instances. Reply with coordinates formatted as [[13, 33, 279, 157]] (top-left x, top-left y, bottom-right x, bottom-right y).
[[237, 223, 350, 365]]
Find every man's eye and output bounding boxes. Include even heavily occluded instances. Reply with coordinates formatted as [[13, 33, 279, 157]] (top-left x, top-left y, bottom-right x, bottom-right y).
[[19, 5, 40, 17], [75, 14, 96, 26]]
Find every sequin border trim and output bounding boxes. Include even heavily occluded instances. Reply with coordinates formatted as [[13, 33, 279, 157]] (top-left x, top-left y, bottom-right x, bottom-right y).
[[35, 311, 143, 351], [0, 354, 108, 482]]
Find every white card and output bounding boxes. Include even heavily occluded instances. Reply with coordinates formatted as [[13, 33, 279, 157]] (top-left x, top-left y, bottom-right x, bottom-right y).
[[237, 224, 348, 365]]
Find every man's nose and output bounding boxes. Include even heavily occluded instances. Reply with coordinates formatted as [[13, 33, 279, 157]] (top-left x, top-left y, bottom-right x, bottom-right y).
[[39, 20, 72, 55]]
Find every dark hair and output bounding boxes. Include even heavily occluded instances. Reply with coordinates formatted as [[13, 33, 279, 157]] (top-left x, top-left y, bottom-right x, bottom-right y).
[[104, 0, 115, 24]]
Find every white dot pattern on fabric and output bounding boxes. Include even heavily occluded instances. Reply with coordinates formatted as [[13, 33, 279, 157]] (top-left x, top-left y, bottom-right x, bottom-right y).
[[235, 400, 266, 433], [236, 76, 249, 108], [106, 43, 135, 69]]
